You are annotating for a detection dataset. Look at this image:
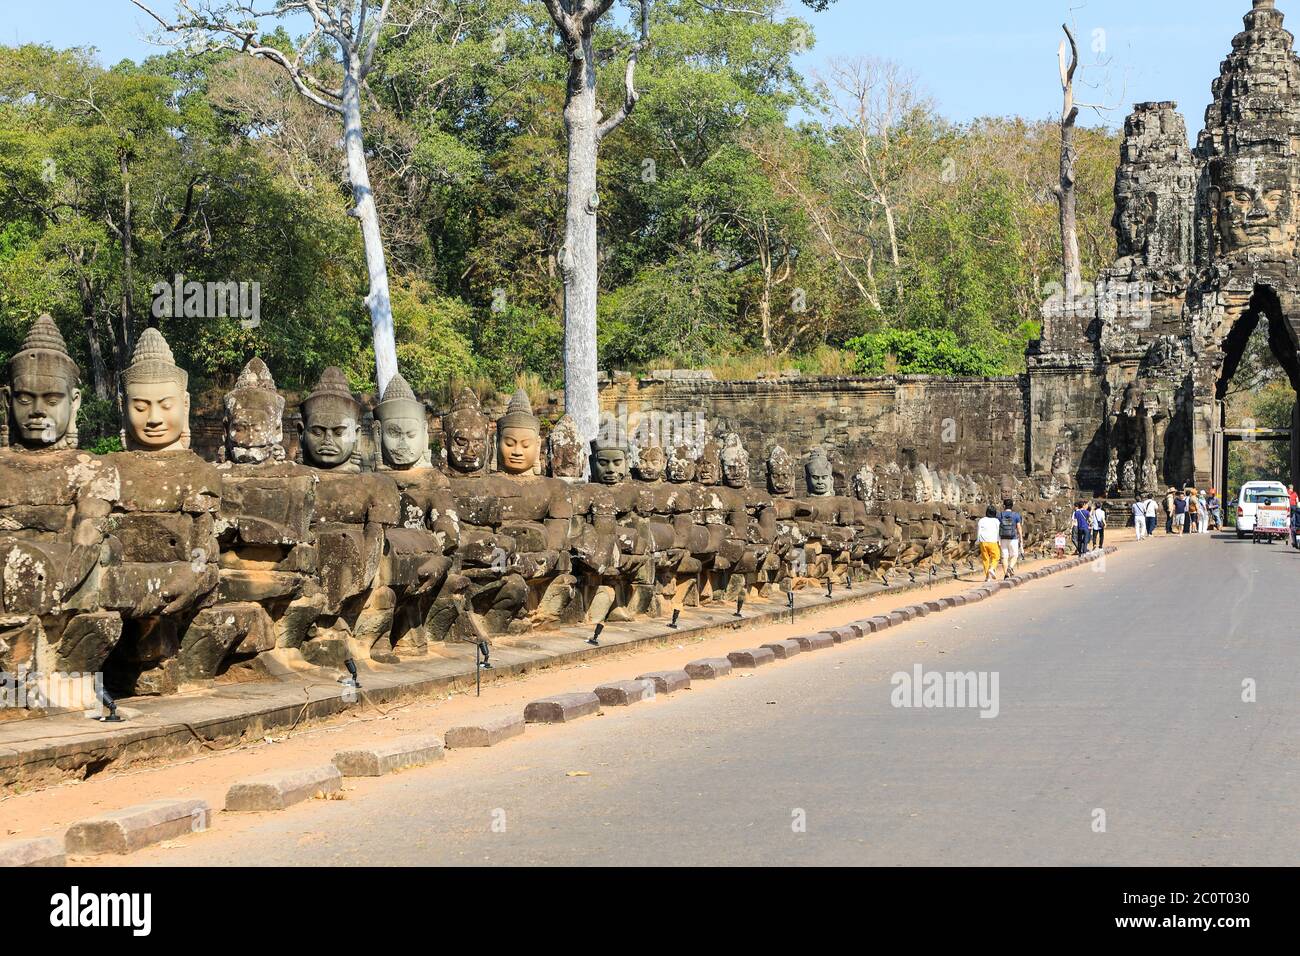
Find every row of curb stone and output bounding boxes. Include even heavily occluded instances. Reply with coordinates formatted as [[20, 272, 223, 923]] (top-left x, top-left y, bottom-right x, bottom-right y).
[[0, 546, 1113, 866]]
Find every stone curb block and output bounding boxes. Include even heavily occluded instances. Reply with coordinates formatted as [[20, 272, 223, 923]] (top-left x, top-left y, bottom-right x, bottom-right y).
[[225, 766, 342, 812], [332, 735, 445, 777], [595, 679, 655, 706], [524, 692, 601, 723], [0, 836, 65, 867], [761, 639, 803, 659], [65, 799, 211, 854], [728, 647, 776, 668], [444, 711, 526, 748], [685, 658, 733, 679], [868, 615, 892, 631], [818, 628, 844, 643], [791, 633, 835, 652], [637, 670, 691, 694]]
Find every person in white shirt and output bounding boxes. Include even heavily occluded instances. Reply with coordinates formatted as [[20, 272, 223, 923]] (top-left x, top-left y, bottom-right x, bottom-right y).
[[1091, 502, 1107, 549], [976, 505, 1001, 581], [1143, 495, 1158, 538], [1132, 497, 1145, 540]]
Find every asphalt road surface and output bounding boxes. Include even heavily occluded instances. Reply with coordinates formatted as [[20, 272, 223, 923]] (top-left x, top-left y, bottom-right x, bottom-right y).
[[129, 532, 1299, 866]]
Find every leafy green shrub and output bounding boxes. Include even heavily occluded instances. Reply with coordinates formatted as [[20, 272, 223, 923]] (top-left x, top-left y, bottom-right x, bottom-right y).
[[844, 328, 1007, 377]]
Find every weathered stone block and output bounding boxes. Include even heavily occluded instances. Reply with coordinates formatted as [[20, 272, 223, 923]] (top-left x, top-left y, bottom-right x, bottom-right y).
[[791, 633, 835, 651], [524, 691, 601, 723], [761, 639, 802, 658], [179, 603, 275, 681], [685, 657, 733, 679], [225, 765, 342, 811], [636, 669, 691, 694], [53, 611, 122, 673], [65, 799, 210, 855], [332, 735, 445, 777], [444, 711, 525, 748], [728, 647, 776, 668], [0, 836, 64, 867]]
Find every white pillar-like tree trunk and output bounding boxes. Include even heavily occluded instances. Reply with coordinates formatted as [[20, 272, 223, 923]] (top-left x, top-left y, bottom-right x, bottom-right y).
[[543, 0, 650, 445], [132, 0, 402, 394]]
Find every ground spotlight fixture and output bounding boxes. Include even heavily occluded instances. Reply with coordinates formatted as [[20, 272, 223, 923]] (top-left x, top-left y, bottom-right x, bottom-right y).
[[825, 579, 833, 598], [734, 595, 745, 617], [787, 590, 795, 624], [477, 639, 492, 669], [474, 639, 491, 697], [669, 608, 680, 629], [588, 623, 604, 646], [339, 657, 361, 690], [95, 685, 123, 723]]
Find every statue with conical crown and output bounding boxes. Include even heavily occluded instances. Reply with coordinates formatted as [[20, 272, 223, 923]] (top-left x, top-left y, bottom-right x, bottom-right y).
[[299, 366, 363, 472], [5, 314, 81, 451], [374, 372, 431, 470], [122, 327, 190, 452], [220, 357, 286, 464]]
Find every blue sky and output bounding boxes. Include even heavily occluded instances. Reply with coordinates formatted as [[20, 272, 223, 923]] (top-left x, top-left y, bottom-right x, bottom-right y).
[[1, 0, 1274, 135]]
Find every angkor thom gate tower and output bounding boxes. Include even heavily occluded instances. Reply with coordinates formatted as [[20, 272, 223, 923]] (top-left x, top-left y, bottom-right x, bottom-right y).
[[1029, 0, 1300, 494]]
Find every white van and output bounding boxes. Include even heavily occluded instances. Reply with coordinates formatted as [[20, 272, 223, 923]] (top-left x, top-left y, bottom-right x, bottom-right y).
[[1235, 481, 1289, 537]]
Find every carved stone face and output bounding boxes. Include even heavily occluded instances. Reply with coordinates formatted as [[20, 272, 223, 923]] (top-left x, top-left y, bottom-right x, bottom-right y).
[[10, 372, 79, 449], [1115, 189, 1157, 261], [591, 446, 629, 485], [634, 444, 666, 482], [498, 425, 540, 475], [1215, 156, 1293, 253], [445, 411, 488, 474], [696, 443, 721, 486], [126, 381, 189, 451], [381, 415, 429, 469], [767, 449, 795, 496], [302, 403, 359, 469], [806, 457, 834, 497], [225, 390, 283, 464], [547, 416, 585, 479], [667, 446, 696, 483]]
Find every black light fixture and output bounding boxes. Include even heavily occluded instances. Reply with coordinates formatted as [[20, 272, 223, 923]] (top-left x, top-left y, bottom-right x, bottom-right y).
[[825, 578, 833, 598], [668, 608, 680, 629], [734, 594, 745, 617], [95, 685, 123, 723], [588, 622, 604, 646], [339, 657, 361, 692], [474, 639, 491, 697], [787, 589, 795, 624]]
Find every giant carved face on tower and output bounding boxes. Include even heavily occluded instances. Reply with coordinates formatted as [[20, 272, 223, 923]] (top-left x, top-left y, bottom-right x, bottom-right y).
[[1212, 153, 1295, 255], [7, 315, 81, 451]]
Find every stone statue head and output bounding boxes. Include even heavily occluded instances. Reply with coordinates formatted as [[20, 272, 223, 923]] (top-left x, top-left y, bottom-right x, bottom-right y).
[[547, 414, 585, 480], [442, 388, 488, 475], [667, 443, 697, 483], [766, 444, 795, 496], [496, 388, 540, 476], [299, 366, 362, 471], [123, 327, 190, 452], [7, 314, 81, 451], [633, 438, 666, 482], [719, 433, 749, 489], [222, 357, 285, 465], [590, 437, 631, 485], [696, 439, 722, 486], [805, 447, 834, 497], [1211, 152, 1295, 255], [375, 372, 430, 470], [851, 464, 876, 503]]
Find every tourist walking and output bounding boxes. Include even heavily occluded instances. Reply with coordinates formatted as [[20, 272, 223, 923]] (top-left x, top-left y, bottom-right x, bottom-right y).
[[1197, 489, 1209, 533], [1073, 501, 1091, 555], [1173, 490, 1187, 535], [1186, 488, 1199, 535], [997, 498, 1023, 578], [977, 505, 1001, 581], [1091, 500, 1107, 549], [1132, 497, 1146, 540], [1144, 493, 1158, 538], [1207, 488, 1221, 531], [1164, 487, 1177, 534]]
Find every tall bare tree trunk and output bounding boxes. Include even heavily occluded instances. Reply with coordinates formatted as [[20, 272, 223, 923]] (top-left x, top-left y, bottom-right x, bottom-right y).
[[119, 151, 137, 358], [77, 271, 112, 400], [342, 52, 397, 395], [1055, 25, 1083, 299]]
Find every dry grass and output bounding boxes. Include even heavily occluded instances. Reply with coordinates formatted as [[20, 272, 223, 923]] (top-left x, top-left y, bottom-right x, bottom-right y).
[[705, 346, 857, 381]]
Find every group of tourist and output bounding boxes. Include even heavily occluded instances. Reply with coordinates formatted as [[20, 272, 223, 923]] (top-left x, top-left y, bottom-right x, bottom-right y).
[[1155, 487, 1221, 536], [975, 499, 1025, 580]]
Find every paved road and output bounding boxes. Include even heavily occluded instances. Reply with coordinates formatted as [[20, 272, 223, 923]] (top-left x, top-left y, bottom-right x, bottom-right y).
[[131, 532, 1299, 865]]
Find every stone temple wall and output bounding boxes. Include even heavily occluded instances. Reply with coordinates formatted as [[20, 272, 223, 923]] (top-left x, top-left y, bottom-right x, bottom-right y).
[[598, 374, 1030, 496]]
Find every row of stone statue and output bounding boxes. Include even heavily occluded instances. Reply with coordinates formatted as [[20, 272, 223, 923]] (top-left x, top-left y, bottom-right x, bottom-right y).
[[3, 315, 842, 495]]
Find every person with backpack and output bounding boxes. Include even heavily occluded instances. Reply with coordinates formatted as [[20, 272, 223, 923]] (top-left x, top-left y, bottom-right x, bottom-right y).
[[1073, 501, 1091, 555], [976, 505, 1002, 581], [1091, 499, 1107, 549], [1185, 488, 1199, 536], [997, 498, 1023, 578]]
